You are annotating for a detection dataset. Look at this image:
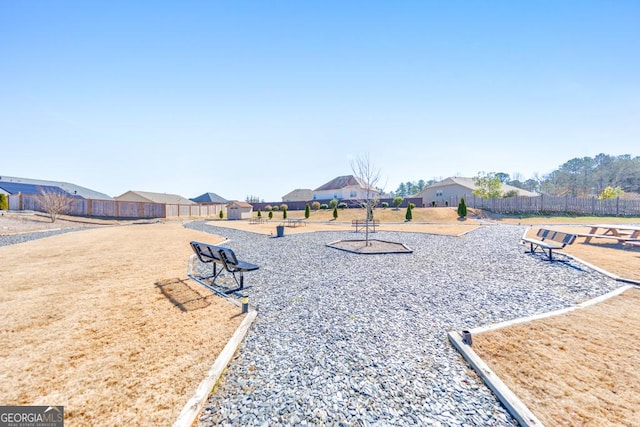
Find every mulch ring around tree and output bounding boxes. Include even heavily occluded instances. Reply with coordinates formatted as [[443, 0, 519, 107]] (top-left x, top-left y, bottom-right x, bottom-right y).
[[326, 239, 413, 254]]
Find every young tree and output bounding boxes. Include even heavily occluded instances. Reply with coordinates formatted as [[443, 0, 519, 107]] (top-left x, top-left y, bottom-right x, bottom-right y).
[[329, 198, 339, 209], [219, 210, 224, 219], [392, 196, 403, 210], [473, 172, 503, 199], [598, 186, 624, 200], [0, 194, 8, 210], [282, 207, 287, 219], [257, 209, 262, 218], [39, 188, 74, 223], [405, 204, 412, 221], [457, 197, 467, 218], [311, 201, 320, 210], [332, 205, 338, 220], [304, 203, 310, 219], [351, 153, 383, 246], [268, 211, 273, 220]]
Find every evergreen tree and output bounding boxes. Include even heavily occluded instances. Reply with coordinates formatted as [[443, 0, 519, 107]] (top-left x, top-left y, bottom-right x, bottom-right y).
[[333, 206, 338, 220], [268, 211, 273, 220], [305, 203, 310, 219], [457, 197, 467, 218], [219, 210, 224, 219], [405, 204, 412, 221]]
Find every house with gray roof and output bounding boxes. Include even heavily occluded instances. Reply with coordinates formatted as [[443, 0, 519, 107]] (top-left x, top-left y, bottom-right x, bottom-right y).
[[416, 176, 537, 207], [0, 175, 112, 199], [190, 192, 228, 204], [312, 175, 380, 201], [282, 189, 313, 202], [115, 190, 195, 205]]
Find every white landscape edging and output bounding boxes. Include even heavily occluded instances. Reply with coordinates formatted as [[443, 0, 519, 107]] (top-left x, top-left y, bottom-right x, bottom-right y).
[[173, 307, 257, 427], [449, 285, 633, 427]]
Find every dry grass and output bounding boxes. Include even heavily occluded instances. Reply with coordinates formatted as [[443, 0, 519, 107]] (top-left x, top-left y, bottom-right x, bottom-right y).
[[0, 223, 243, 426], [473, 288, 640, 426]]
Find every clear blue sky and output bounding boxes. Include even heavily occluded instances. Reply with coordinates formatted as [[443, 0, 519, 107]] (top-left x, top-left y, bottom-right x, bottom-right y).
[[2, 1, 638, 201]]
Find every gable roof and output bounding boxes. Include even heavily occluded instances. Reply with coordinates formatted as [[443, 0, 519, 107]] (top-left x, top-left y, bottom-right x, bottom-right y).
[[314, 175, 369, 191], [0, 175, 112, 199], [282, 188, 313, 200], [0, 181, 78, 197], [190, 192, 228, 204], [117, 190, 195, 205], [418, 176, 537, 197], [226, 200, 253, 208]]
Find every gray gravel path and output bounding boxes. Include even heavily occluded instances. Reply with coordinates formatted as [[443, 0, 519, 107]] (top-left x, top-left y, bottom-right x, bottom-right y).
[[184, 221, 620, 426]]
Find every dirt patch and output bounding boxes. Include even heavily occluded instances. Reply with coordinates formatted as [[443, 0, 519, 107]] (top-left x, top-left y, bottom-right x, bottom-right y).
[[473, 287, 640, 426], [0, 223, 243, 426]]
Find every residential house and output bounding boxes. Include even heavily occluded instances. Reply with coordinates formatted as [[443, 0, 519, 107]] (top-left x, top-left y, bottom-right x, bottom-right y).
[[0, 175, 112, 199], [312, 175, 380, 201], [416, 177, 537, 207], [115, 190, 195, 205], [282, 189, 313, 202], [190, 192, 228, 204]]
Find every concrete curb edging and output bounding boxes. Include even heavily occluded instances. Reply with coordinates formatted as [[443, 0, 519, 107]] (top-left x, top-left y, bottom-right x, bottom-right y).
[[449, 285, 633, 427], [173, 308, 257, 427], [448, 331, 545, 427]]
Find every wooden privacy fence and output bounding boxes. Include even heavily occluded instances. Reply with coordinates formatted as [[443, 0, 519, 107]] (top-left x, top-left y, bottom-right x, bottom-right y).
[[449, 194, 640, 216], [8, 194, 224, 219]]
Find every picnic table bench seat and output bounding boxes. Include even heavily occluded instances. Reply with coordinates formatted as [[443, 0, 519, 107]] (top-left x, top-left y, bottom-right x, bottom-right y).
[[189, 241, 259, 294], [521, 228, 576, 262]]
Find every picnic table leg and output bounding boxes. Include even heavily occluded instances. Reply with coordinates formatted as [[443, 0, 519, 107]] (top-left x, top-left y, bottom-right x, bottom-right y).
[[585, 227, 598, 243]]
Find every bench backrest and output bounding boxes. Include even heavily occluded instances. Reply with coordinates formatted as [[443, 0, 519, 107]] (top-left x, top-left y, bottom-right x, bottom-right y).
[[190, 241, 223, 264], [536, 229, 576, 247], [218, 247, 239, 267]]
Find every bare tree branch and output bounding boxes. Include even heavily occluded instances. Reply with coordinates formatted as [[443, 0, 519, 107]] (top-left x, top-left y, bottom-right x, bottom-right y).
[[350, 153, 384, 246], [39, 188, 74, 223]]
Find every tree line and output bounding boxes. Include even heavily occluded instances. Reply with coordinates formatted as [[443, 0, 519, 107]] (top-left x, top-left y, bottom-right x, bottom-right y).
[[393, 153, 640, 198]]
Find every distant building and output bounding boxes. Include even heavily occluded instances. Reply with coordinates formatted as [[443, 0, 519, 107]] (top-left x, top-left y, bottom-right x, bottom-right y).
[[0, 175, 112, 199], [282, 189, 313, 202], [312, 175, 380, 201], [115, 190, 195, 205], [190, 192, 228, 204], [416, 177, 537, 206], [226, 200, 253, 220]]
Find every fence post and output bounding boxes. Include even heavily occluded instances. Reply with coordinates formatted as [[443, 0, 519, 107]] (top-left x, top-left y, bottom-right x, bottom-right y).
[[616, 197, 619, 216]]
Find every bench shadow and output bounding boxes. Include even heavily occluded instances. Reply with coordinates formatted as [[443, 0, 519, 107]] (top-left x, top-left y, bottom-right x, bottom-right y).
[[155, 278, 217, 312]]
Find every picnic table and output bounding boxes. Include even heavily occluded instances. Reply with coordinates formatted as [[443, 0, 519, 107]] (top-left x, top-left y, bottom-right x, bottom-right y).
[[575, 224, 640, 244], [283, 218, 305, 227]]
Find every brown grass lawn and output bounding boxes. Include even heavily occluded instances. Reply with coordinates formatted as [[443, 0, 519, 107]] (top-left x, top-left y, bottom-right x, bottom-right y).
[[1, 209, 639, 425]]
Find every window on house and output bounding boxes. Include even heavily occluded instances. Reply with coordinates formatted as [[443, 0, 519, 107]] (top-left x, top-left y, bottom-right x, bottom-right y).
[[350, 191, 357, 198]]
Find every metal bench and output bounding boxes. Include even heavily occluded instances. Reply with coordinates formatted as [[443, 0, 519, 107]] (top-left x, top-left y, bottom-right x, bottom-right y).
[[352, 219, 379, 232], [521, 228, 576, 262], [189, 241, 259, 294]]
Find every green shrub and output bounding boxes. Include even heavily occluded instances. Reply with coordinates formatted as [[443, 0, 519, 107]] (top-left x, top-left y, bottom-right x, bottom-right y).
[[320, 204, 328, 210], [381, 201, 389, 209], [268, 211, 273, 219], [431, 201, 437, 207], [280, 203, 288, 211], [333, 206, 338, 220], [457, 197, 467, 218], [257, 209, 262, 218], [409, 202, 416, 209], [283, 207, 287, 219], [338, 202, 348, 209], [329, 198, 339, 209], [393, 196, 403, 209], [0, 194, 7, 210], [305, 204, 310, 219], [405, 204, 412, 221], [219, 210, 224, 219], [264, 204, 272, 211], [272, 205, 279, 211], [311, 201, 320, 210]]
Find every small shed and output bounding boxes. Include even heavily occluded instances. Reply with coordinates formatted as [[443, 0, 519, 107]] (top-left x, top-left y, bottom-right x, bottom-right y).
[[226, 200, 253, 220]]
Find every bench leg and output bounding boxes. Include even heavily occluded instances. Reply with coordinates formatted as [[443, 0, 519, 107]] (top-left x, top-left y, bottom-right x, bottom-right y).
[[224, 272, 244, 294]]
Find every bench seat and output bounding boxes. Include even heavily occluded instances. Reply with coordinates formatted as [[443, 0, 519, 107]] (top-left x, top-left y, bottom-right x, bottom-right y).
[[189, 241, 259, 295], [521, 229, 576, 262]]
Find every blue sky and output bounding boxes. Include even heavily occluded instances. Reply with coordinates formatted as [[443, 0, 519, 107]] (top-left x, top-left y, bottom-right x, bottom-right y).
[[1, 1, 638, 201]]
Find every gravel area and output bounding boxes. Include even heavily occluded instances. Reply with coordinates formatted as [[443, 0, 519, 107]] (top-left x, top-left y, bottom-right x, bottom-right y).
[[184, 221, 621, 426], [0, 228, 84, 247]]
